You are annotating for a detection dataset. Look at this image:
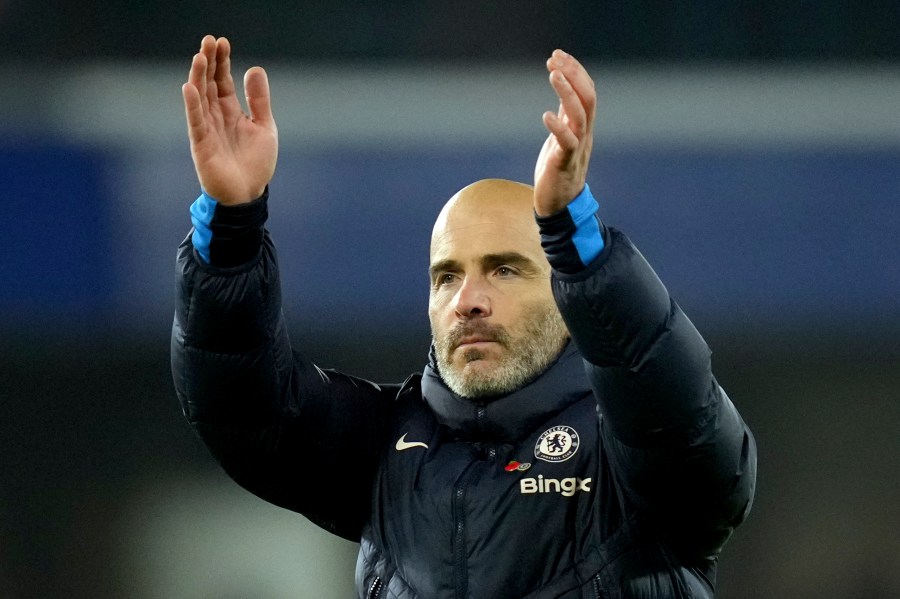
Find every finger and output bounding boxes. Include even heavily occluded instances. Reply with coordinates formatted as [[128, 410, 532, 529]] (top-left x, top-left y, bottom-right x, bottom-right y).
[[542, 110, 579, 154], [188, 52, 209, 114], [213, 37, 244, 119], [202, 35, 217, 85], [182, 82, 207, 143], [244, 67, 274, 126], [547, 50, 596, 128], [214, 37, 236, 98], [549, 69, 587, 137], [201, 35, 219, 106], [547, 50, 594, 103]]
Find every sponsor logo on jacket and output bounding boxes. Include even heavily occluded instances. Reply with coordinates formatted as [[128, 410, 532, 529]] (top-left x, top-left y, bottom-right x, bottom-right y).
[[520, 474, 592, 497]]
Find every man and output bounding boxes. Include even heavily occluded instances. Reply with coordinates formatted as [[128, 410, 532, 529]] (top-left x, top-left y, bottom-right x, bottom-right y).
[[172, 35, 756, 598]]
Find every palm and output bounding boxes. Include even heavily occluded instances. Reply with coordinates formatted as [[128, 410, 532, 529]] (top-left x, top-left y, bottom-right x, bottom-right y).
[[190, 87, 277, 202], [183, 36, 278, 204]]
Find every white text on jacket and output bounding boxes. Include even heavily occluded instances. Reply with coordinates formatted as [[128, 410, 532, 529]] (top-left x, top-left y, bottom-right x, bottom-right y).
[[520, 475, 592, 497]]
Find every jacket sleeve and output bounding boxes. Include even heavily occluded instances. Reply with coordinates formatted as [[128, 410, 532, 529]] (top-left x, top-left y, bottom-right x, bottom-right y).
[[170, 193, 395, 541], [540, 203, 756, 560]]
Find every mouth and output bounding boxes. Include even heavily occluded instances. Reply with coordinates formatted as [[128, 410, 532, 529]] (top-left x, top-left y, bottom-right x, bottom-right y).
[[455, 336, 498, 350]]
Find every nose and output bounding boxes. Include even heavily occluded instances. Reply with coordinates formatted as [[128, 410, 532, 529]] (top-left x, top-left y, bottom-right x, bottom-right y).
[[453, 275, 492, 319]]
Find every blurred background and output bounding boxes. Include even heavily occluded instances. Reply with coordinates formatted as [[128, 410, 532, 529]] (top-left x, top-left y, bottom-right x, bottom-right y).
[[1, 1, 899, 598]]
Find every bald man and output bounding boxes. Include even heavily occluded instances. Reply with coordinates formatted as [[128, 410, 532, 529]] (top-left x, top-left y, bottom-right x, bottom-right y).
[[173, 36, 756, 598]]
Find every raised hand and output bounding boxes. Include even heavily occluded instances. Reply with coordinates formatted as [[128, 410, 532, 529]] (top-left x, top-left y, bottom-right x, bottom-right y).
[[533, 50, 596, 216], [182, 35, 278, 205]]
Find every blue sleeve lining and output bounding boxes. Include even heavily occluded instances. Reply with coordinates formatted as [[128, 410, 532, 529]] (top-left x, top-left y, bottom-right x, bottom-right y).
[[567, 184, 604, 266], [190, 190, 218, 264]]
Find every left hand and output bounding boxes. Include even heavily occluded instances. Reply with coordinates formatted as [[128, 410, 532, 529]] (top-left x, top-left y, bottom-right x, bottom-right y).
[[533, 50, 596, 216]]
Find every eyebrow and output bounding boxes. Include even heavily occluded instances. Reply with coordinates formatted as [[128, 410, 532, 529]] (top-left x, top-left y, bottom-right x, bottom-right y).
[[483, 252, 539, 273], [429, 252, 541, 281]]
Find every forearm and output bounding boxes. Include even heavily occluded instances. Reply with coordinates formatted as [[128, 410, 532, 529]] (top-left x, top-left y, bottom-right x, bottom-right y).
[[550, 227, 674, 371], [538, 185, 673, 373], [171, 223, 292, 428]]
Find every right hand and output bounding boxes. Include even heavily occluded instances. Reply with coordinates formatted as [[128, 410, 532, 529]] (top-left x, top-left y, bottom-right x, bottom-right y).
[[182, 35, 278, 205]]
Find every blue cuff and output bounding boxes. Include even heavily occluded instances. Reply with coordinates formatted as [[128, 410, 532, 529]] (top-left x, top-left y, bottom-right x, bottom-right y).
[[567, 184, 604, 266], [190, 190, 218, 264]]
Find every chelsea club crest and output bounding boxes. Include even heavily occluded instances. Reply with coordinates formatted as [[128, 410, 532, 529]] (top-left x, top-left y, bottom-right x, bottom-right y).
[[534, 425, 580, 463]]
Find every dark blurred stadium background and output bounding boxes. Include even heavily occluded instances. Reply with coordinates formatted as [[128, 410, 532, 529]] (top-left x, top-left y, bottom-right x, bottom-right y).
[[1, 2, 899, 597]]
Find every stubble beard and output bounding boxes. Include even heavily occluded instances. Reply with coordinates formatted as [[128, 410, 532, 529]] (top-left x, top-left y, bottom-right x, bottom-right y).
[[432, 302, 569, 399]]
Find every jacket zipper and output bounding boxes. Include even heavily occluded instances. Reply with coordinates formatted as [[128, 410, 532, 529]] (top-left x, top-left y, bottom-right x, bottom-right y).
[[592, 573, 606, 599], [451, 404, 494, 598], [452, 469, 470, 598], [366, 575, 384, 599], [452, 459, 483, 598], [449, 403, 489, 596]]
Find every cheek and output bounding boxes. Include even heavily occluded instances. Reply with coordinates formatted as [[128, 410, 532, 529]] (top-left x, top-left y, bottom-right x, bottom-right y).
[[428, 288, 454, 316], [428, 296, 447, 331]]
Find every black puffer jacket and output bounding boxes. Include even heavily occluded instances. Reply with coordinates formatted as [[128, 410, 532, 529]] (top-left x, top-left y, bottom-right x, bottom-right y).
[[171, 194, 756, 598]]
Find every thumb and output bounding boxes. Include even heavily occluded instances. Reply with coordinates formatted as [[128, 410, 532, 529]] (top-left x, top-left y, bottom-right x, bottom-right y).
[[244, 66, 274, 125]]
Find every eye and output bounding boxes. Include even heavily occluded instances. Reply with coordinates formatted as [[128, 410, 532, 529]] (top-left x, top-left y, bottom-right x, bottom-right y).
[[434, 272, 458, 288], [495, 266, 518, 278]]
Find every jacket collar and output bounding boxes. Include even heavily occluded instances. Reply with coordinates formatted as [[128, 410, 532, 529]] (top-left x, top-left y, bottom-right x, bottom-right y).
[[421, 341, 591, 441]]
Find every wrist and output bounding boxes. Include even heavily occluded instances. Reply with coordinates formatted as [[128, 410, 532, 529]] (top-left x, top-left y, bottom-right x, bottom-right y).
[[534, 178, 586, 217], [200, 184, 268, 206], [190, 187, 269, 266], [536, 183, 605, 273]]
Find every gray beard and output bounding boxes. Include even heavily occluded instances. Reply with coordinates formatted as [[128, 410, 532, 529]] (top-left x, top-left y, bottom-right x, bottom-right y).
[[432, 303, 569, 399]]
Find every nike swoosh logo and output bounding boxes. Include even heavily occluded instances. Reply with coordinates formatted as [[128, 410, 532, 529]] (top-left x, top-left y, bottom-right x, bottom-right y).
[[396, 433, 429, 451]]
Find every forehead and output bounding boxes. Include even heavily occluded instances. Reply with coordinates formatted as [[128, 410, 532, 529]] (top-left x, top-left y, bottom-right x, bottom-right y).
[[430, 201, 545, 265]]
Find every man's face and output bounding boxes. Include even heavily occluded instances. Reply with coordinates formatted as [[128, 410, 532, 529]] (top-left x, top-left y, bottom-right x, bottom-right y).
[[428, 180, 569, 399]]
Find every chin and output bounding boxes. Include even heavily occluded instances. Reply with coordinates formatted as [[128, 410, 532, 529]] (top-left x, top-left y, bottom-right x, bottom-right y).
[[460, 358, 494, 374]]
